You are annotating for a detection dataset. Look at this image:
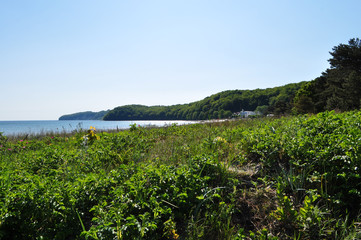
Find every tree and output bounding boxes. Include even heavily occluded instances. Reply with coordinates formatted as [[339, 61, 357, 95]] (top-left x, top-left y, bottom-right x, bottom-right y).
[[255, 105, 269, 115], [323, 69, 348, 111], [293, 38, 361, 113], [322, 39, 361, 111], [342, 70, 361, 109], [329, 38, 361, 72], [293, 95, 315, 114]]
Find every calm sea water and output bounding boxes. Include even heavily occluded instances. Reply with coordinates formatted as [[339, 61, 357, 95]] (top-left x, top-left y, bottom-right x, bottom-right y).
[[0, 120, 195, 136]]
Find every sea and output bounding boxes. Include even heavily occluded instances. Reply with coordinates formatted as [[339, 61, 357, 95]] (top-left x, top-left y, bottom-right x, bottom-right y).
[[0, 120, 195, 136]]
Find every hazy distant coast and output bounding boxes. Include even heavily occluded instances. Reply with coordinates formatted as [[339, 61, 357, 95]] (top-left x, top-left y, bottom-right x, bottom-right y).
[[59, 110, 110, 120]]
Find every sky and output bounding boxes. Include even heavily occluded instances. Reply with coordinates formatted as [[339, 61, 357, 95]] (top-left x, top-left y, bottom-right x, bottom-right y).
[[1, 0, 361, 120]]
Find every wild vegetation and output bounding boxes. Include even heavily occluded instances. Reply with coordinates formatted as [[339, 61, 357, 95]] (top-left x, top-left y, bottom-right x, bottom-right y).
[[2, 110, 361, 239]]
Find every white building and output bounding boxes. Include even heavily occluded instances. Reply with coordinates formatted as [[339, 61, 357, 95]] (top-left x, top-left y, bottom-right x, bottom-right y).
[[239, 109, 258, 118]]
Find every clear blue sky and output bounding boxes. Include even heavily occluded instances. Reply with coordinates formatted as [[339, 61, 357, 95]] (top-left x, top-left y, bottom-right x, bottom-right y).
[[1, 0, 361, 120]]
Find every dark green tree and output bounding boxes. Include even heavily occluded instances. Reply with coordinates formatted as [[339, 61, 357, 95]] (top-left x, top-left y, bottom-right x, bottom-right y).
[[342, 71, 361, 109], [294, 38, 361, 113], [293, 95, 315, 114], [322, 38, 361, 111], [328, 38, 361, 71]]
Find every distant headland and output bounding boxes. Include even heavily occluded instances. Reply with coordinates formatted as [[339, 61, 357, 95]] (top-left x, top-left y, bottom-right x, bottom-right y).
[[59, 110, 110, 120]]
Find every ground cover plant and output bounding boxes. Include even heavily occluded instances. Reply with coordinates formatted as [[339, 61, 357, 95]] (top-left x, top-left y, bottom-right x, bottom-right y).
[[1, 111, 361, 239]]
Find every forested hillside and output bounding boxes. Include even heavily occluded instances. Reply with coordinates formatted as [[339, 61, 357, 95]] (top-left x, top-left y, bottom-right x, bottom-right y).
[[103, 82, 304, 121], [105, 38, 361, 121], [60, 38, 361, 121]]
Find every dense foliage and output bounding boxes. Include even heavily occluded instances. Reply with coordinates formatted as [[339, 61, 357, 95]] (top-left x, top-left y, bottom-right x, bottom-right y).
[[103, 82, 304, 121], [59, 111, 110, 120], [294, 38, 361, 113], [2, 111, 361, 239]]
